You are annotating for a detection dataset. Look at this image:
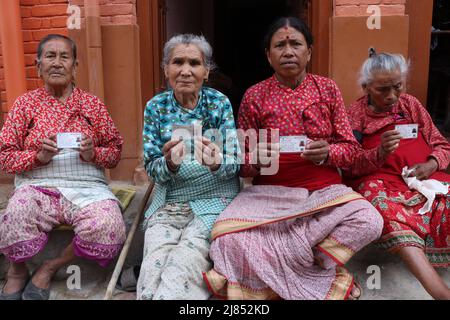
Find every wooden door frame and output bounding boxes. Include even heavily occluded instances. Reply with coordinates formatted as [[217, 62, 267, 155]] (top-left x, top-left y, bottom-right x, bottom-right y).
[[310, 0, 333, 77], [137, 0, 166, 112], [137, 0, 333, 106], [405, 0, 434, 105]]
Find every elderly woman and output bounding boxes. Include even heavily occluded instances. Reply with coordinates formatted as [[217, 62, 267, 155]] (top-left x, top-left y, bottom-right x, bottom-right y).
[[137, 34, 240, 300], [0, 34, 126, 300], [203, 17, 383, 300], [345, 52, 450, 300]]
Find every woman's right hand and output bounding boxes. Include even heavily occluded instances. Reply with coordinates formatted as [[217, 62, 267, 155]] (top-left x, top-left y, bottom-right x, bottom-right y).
[[378, 130, 402, 158], [163, 140, 186, 172], [37, 134, 59, 164]]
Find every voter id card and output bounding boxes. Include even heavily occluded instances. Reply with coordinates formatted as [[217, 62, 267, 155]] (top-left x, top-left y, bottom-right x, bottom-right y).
[[171, 125, 196, 142], [280, 135, 307, 153], [57, 133, 82, 149], [395, 124, 418, 139]]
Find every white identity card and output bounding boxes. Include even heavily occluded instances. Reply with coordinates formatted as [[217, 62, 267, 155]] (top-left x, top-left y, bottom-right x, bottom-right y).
[[171, 124, 196, 142], [280, 136, 307, 153], [57, 133, 82, 149], [395, 124, 419, 139]]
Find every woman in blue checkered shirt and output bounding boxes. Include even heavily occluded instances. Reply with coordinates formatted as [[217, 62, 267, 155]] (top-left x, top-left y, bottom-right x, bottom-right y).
[[137, 34, 240, 300]]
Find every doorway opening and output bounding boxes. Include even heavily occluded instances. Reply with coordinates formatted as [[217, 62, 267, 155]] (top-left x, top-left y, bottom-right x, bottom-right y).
[[164, 0, 310, 117], [427, 0, 450, 137]]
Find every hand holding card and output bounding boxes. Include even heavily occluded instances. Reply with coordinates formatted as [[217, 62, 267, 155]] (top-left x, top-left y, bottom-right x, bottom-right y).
[[301, 139, 330, 164], [79, 134, 95, 162], [37, 134, 59, 164], [379, 130, 402, 157], [162, 139, 186, 172]]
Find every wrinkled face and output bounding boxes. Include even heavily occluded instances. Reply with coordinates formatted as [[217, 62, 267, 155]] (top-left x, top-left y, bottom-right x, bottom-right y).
[[164, 44, 209, 96], [266, 26, 312, 82], [37, 39, 77, 89], [365, 70, 404, 112]]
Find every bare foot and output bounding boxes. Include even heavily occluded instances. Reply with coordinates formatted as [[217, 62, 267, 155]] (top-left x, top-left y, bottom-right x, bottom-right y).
[[436, 289, 450, 300], [30, 262, 58, 289], [113, 292, 137, 300], [348, 282, 362, 300], [3, 267, 29, 294], [314, 256, 326, 269]]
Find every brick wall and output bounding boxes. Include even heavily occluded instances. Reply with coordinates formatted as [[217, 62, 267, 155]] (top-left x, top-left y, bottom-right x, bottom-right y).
[[335, 0, 406, 16], [0, 0, 137, 122], [69, 0, 137, 26], [21, 0, 70, 92]]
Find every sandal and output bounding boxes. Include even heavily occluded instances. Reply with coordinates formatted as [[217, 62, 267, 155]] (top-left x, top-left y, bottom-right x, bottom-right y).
[[115, 265, 140, 292], [22, 279, 50, 300], [0, 273, 30, 301], [21, 269, 51, 301]]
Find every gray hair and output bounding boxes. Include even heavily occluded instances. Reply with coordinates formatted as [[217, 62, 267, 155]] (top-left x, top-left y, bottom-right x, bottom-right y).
[[162, 34, 216, 70], [359, 52, 409, 86], [37, 34, 77, 64]]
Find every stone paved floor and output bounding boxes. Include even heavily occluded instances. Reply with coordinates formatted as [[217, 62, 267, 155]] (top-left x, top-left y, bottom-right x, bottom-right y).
[[0, 182, 143, 300], [1, 182, 449, 300]]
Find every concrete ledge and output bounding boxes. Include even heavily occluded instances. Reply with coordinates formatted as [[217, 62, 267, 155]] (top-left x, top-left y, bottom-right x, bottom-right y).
[[1, 182, 449, 300]]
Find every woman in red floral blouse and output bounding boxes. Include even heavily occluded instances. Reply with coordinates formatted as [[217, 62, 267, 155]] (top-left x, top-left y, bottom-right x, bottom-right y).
[[0, 34, 125, 300], [346, 52, 450, 299], [205, 17, 383, 300]]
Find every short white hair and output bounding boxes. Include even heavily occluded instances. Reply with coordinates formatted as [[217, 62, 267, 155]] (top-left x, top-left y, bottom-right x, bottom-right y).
[[359, 52, 410, 86], [162, 34, 216, 70]]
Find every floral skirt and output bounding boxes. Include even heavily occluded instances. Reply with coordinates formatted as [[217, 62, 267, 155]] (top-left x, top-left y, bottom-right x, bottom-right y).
[[358, 179, 450, 267]]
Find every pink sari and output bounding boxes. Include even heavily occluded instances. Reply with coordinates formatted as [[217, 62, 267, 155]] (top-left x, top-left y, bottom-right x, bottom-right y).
[[204, 184, 383, 300]]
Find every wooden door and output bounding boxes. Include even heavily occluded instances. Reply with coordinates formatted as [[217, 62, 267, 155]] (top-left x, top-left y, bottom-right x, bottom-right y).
[[137, 0, 166, 112], [282, 0, 332, 76]]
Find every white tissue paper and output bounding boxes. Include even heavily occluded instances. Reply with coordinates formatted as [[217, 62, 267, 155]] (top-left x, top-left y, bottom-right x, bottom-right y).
[[401, 166, 449, 215]]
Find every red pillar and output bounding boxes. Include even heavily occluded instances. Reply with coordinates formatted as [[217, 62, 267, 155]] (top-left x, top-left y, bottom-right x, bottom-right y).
[[0, 0, 27, 111], [84, 0, 105, 102]]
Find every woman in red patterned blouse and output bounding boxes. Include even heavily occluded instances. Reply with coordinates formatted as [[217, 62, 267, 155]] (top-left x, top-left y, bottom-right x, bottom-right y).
[[205, 17, 383, 300], [346, 52, 450, 299], [0, 35, 125, 300]]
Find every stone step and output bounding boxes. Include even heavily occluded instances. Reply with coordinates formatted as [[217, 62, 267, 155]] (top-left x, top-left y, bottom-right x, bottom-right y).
[[347, 246, 449, 300], [0, 172, 13, 184], [1, 183, 449, 300], [2, 241, 447, 300]]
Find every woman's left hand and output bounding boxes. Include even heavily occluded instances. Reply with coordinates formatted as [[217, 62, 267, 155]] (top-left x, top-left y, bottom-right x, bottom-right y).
[[194, 137, 223, 171], [301, 140, 330, 165], [407, 158, 439, 180], [80, 135, 95, 162]]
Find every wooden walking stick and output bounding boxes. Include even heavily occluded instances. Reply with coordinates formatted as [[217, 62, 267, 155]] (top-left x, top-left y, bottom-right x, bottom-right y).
[[104, 181, 154, 300]]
